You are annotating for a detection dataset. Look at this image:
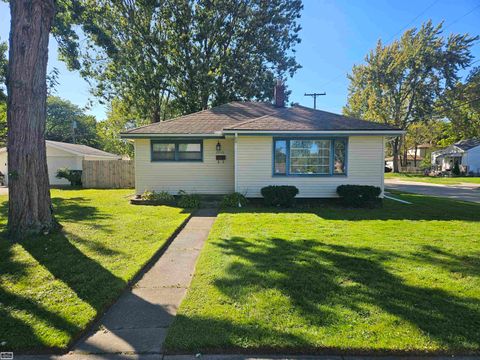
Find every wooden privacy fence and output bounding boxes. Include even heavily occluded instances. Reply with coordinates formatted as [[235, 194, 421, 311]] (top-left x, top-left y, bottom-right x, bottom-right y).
[[82, 160, 135, 188]]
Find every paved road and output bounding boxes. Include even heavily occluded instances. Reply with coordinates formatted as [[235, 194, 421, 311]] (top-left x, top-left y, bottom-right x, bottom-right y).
[[385, 179, 480, 203]]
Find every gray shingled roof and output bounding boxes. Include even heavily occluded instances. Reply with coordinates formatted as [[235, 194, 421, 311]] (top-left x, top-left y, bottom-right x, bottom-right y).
[[454, 139, 480, 151], [225, 105, 400, 131], [47, 141, 120, 158], [123, 102, 276, 134], [121, 101, 402, 136]]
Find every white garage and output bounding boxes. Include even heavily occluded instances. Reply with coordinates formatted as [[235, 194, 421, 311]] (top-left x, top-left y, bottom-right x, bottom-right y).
[[0, 140, 120, 186]]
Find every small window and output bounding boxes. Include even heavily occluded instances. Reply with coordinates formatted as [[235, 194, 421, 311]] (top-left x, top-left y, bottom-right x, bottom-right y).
[[178, 143, 202, 160], [274, 140, 287, 174], [152, 143, 175, 161], [151, 140, 203, 162]]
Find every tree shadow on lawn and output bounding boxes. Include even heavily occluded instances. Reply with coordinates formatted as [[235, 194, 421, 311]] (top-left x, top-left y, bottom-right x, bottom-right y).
[[0, 198, 128, 351], [224, 193, 480, 222], [211, 236, 480, 352]]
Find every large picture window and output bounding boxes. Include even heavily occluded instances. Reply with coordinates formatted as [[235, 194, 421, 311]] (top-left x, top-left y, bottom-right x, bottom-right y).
[[273, 138, 347, 176], [151, 140, 203, 162]]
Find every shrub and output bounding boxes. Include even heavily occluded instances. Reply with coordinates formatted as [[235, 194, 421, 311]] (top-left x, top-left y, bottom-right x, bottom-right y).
[[177, 190, 201, 208], [221, 192, 248, 208], [56, 168, 82, 186], [336, 185, 381, 208], [452, 162, 461, 176], [260, 185, 299, 207], [384, 166, 392, 173], [141, 190, 175, 204]]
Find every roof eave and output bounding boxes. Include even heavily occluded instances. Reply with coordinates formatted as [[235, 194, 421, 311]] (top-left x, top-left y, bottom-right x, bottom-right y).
[[222, 129, 405, 136], [120, 132, 225, 139]]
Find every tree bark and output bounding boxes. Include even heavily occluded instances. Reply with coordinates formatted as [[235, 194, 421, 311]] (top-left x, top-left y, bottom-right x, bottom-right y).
[[7, 0, 59, 238]]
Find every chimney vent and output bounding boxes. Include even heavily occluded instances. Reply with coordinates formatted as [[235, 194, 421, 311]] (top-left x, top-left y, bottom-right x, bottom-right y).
[[274, 79, 285, 108]]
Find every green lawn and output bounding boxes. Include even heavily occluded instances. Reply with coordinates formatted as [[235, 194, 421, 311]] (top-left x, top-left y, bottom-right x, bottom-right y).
[[0, 189, 190, 351], [166, 194, 480, 354], [385, 172, 480, 185]]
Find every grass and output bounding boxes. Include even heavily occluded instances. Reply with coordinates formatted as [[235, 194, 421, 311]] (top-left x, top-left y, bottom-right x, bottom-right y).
[[0, 189, 190, 351], [166, 193, 480, 354], [385, 172, 480, 185]]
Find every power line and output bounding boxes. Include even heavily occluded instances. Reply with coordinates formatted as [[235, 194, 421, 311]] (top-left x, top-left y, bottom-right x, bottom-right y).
[[443, 3, 480, 30], [317, 0, 441, 89]]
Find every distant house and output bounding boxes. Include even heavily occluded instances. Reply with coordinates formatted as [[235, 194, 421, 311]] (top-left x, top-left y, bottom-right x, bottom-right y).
[[385, 143, 432, 169], [121, 83, 403, 198], [431, 139, 480, 174], [0, 140, 121, 186]]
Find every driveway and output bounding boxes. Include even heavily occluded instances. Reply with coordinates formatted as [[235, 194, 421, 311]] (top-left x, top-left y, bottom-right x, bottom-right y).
[[385, 179, 480, 203], [0, 186, 7, 196]]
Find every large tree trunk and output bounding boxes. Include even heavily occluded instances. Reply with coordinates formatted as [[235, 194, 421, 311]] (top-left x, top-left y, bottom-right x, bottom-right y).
[[7, 0, 58, 238]]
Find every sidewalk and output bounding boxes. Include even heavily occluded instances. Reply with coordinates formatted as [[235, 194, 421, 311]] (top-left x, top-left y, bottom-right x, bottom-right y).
[[72, 208, 218, 355]]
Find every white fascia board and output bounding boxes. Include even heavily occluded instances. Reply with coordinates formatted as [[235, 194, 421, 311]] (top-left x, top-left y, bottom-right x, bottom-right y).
[[222, 130, 405, 136], [120, 133, 224, 139]]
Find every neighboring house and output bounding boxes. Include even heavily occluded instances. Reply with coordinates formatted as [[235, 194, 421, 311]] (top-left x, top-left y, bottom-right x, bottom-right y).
[[431, 139, 480, 174], [0, 140, 121, 186], [385, 143, 431, 169], [121, 84, 403, 198], [385, 155, 424, 169]]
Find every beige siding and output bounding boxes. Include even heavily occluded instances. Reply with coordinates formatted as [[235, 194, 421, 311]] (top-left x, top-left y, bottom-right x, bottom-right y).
[[134, 138, 234, 195], [236, 136, 385, 198]]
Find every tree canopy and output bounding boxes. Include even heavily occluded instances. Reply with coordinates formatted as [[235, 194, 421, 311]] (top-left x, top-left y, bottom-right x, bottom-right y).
[[343, 21, 478, 171], [46, 96, 99, 147], [64, 0, 302, 123]]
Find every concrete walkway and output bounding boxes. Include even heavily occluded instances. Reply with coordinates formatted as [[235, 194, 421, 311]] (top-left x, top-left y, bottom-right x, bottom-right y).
[[385, 179, 480, 203], [73, 208, 218, 356]]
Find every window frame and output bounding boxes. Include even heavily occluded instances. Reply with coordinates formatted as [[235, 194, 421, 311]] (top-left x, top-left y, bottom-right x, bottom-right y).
[[151, 139, 203, 162], [272, 137, 348, 177]]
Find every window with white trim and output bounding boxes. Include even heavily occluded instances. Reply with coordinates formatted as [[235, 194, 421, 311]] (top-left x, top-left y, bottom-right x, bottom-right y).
[[273, 138, 347, 176]]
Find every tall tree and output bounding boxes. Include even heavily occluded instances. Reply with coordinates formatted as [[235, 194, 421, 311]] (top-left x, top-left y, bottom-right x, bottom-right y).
[[440, 66, 480, 142], [46, 96, 99, 146], [97, 99, 148, 158], [7, 0, 59, 236], [343, 21, 477, 172], [75, 0, 302, 123]]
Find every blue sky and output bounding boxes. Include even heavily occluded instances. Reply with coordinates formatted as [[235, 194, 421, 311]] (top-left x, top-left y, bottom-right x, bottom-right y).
[[1, 0, 479, 120]]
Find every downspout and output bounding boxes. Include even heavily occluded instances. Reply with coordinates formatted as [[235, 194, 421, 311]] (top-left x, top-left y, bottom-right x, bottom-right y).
[[234, 133, 238, 192]]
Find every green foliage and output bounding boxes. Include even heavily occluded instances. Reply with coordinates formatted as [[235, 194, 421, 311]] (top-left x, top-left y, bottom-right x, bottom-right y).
[[177, 190, 201, 208], [343, 21, 478, 171], [261, 185, 299, 207], [337, 185, 382, 208], [69, 1, 302, 122], [97, 99, 148, 158], [221, 193, 248, 208], [440, 67, 480, 143], [0, 102, 6, 147], [141, 190, 175, 205], [452, 162, 461, 176], [55, 168, 82, 186], [46, 96, 99, 147]]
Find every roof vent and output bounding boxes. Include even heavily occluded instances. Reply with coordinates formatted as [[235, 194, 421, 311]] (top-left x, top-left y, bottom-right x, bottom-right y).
[[274, 79, 285, 108]]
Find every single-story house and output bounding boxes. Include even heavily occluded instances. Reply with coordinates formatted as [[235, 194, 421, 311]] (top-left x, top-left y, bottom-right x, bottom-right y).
[[431, 139, 480, 174], [121, 84, 403, 198], [0, 140, 121, 186]]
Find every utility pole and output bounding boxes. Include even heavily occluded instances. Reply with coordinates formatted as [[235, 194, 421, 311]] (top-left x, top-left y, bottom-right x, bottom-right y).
[[304, 92, 326, 110]]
